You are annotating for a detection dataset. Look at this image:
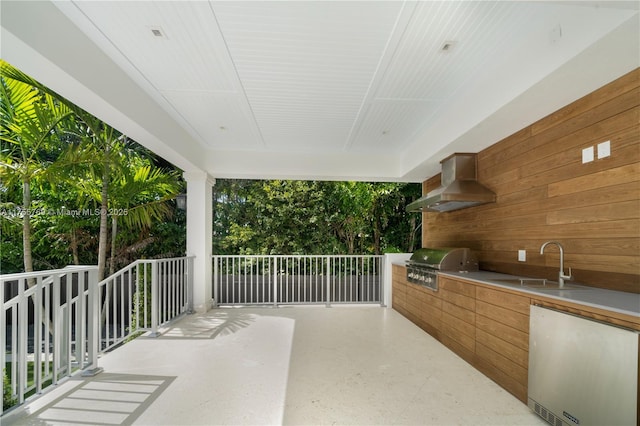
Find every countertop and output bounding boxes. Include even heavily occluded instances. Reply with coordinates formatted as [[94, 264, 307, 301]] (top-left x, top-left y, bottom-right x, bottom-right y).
[[438, 270, 640, 318]]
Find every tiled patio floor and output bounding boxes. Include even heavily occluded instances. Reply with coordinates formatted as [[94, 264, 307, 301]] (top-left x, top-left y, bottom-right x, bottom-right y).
[[4, 306, 546, 425]]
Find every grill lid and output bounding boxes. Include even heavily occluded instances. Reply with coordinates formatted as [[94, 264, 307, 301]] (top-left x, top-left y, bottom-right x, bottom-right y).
[[408, 247, 479, 271]]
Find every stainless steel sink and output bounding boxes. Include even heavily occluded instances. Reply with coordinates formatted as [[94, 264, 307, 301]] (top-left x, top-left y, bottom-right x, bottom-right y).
[[492, 278, 584, 290]]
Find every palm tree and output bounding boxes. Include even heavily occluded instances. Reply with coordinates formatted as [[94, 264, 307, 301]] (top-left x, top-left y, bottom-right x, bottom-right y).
[[2, 60, 138, 280], [68, 151, 182, 322], [59, 124, 128, 280], [0, 66, 73, 273], [106, 159, 181, 274]]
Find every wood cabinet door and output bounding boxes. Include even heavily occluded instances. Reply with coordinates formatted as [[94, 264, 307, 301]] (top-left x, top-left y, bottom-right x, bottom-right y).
[[475, 285, 531, 403]]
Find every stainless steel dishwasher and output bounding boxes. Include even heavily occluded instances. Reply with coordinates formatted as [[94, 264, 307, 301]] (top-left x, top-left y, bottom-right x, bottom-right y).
[[528, 305, 639, 426]]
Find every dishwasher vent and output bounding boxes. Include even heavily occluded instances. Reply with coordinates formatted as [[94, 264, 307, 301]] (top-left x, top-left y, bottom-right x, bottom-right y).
[[534, 402, 562, 426]]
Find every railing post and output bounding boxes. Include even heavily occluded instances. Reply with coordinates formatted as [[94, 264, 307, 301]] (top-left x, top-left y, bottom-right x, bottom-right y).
[[325, 257, 331, 308], [212, 256, 218, 309], [82, 268, 102, 376], [18, 278, 27, 403], [0, 277, 3, 416], [189, 256, 195, 313], [378, 256, 386, 307], [0, 276, 5, 416], [76, 272, 85, 371], [150, 261, 159, 337], [273, 257, 278, 307], [52, 274, 61, 385]]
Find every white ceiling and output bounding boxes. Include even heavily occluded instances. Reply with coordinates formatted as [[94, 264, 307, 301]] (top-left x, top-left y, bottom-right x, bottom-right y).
[[1, 1, 638, 182]]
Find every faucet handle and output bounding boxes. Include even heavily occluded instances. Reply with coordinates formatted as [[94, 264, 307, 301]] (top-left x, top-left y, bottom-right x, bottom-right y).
[[562, 267, 572, 280]]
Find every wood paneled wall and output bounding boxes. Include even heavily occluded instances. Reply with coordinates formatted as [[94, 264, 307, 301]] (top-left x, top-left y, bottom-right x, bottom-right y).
[[422, 69, 640, 293]]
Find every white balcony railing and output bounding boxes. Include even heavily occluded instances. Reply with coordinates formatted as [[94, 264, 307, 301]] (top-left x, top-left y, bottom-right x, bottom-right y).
[[213, 255, 384, 306], [1, 257, 194, 415], [3, 254, 386, 415]]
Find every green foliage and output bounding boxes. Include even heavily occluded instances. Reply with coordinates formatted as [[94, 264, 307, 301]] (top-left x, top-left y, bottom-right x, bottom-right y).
[[0, 62, 76, 273], [214, 179, 421, 255], [3, 368, 16, 411], [0, 60, 186, 274]]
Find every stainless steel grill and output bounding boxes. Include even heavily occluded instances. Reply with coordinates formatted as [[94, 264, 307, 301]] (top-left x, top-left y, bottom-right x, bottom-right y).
[[405, 247, 478, 291]]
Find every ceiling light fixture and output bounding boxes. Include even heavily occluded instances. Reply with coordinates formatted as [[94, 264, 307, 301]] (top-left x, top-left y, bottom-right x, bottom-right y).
[[440, 40, 457, 52], [150, 27, 166, 38]]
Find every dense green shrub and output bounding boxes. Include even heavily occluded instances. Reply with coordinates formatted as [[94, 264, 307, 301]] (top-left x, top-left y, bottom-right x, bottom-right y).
[[3, 368, 17, 411]]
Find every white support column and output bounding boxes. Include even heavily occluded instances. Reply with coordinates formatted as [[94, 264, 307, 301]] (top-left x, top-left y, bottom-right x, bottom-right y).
[[183, 171, 215, 313]]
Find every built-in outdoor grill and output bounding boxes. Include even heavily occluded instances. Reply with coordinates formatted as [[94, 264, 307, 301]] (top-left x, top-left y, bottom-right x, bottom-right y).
[[406, 247, 478, 291]]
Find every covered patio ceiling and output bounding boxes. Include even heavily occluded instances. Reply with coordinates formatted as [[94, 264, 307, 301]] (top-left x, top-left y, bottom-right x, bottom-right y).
[[1, 1, 638, 182]]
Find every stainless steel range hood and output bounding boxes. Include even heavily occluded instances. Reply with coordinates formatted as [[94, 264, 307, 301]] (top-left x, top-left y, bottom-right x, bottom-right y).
[[406, 153, 496, 213]]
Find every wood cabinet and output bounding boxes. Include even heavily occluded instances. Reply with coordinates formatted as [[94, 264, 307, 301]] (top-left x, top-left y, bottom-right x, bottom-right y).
[[439, 276, 476, 363], [474, 285, 530, 402], [391, 264, 441, 337], [391, 265, 408, 316], [391, 266, 640, 404]]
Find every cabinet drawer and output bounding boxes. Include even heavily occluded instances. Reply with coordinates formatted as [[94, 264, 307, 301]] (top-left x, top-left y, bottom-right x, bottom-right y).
[[440, 276, 475, 297], [442, 310, 475, 337], [475, 342, 528, 385], [442, 312, 475, 352], [440, 289, 475, 311], [476, 328, 528, 368], [392, 265, 408, 284], [476, 300, 529, 334], [442, 300, 475, 325], [476, 312, 528, 351], [476, 286, 530, 315]]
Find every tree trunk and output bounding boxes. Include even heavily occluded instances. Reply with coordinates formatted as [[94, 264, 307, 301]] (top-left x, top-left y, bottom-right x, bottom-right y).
[[70, 226, 80, 265], [408, 215, 418, 252], [373, 215, 382, 255], [22, 180, 33, 273], [347, 233, 355, 255], [99, 214, 115, 326], [97, 145, 110, 281], [109, 215, 118, 275]]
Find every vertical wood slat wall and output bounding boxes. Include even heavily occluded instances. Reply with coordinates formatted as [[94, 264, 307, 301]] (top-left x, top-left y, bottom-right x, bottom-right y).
[[422, 68, 639, 293]]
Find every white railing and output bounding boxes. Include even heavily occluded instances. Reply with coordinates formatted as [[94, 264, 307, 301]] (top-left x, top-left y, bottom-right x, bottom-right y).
[[1, 266, 98, 413], [98, 257, 194, 351], [1, 257, 193, 415], [212, 255, 384, 306]]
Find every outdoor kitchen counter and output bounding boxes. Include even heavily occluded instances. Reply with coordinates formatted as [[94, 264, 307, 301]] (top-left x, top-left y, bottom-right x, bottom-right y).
[[439, 270, 640, 318], [391, 264, 639, 403]]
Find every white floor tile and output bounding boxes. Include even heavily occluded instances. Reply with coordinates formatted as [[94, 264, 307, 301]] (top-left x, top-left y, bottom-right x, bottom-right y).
[[3, 306, 546, 426]]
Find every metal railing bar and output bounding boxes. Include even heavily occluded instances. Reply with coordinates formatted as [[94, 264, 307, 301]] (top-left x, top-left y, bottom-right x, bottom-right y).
[[2, 259, 194, 415], [52, 278, 60, 385], [212, 255, 384, 307], [64, 274, 72, 387]]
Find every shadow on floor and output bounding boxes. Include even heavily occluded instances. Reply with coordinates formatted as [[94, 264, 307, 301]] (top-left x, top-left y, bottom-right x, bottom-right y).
[[154, 308, 256, 340], [7, 373, 175, 426]]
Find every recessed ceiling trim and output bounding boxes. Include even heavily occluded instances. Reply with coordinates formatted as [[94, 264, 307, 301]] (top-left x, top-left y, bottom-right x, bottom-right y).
[[343, 1, 419, 151]]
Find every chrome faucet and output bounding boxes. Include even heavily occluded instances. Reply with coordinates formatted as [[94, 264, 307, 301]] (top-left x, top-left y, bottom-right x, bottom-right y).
[[540, 241, 572, 288]]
